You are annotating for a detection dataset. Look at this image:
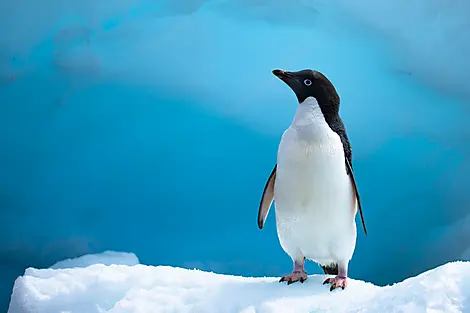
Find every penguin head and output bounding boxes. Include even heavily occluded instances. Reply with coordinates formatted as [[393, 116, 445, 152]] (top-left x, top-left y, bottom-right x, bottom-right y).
[[272, 69, 340, 112]]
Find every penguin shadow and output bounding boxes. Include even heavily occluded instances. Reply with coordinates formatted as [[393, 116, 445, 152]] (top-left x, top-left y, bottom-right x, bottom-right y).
[[205, 275, 377, 312]]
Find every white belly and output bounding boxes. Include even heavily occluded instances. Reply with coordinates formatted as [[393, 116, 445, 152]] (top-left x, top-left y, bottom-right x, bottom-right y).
[[274, 100, 357, 265]]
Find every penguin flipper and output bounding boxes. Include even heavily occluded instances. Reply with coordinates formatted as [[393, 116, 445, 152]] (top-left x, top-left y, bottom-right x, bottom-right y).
[[345, 158, 368, 236], [258, 165, 277, 229]]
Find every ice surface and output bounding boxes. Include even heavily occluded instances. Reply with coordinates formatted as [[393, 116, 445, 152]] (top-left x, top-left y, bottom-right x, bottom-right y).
[[8, 259, 470, 313], [2, 1, 470, 312], [49, 251, 139, 269]]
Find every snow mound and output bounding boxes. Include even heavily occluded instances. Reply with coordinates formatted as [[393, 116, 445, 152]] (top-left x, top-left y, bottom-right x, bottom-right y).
[[49, 251, 140, 269], [8, 260, 470, 313]]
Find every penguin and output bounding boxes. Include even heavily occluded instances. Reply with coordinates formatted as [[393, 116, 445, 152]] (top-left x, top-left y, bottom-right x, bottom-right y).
[[257, 69, 367, 291]]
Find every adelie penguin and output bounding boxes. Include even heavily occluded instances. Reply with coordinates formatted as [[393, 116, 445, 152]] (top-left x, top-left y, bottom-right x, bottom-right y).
[[258, 69, 367, 291]]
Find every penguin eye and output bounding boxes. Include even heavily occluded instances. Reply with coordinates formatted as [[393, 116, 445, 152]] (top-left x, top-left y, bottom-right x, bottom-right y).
[[304, 79, 312, 86]]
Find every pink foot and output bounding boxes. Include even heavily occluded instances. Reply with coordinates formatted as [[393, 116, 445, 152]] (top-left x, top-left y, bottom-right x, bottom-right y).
[[279, 270, 308, 285], [323, 276, 348, 291], [280, 259, 308, 285]]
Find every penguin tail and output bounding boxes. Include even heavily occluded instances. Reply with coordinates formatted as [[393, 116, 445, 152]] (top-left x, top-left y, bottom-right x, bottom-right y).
[[321, 263, 338, 275]]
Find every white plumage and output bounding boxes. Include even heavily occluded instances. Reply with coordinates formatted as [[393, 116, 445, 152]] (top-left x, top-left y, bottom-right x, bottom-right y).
[[274, 96, 357, 271]]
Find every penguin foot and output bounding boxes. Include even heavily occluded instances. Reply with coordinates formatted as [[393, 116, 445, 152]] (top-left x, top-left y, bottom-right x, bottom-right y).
[[323, 276, 347, 291], [279, 271, 308, 285]]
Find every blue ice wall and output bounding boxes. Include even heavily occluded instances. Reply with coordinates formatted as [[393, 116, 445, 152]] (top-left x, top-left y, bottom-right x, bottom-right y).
[[2, 0, 470, 309]]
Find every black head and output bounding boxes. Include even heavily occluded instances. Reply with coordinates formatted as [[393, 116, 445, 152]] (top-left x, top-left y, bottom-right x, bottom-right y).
[[273, 69, 340, 113]]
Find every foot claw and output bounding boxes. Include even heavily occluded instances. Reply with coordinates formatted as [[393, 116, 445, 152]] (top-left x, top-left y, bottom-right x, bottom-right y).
[[279, 271, 308, 285], [323, 276, 347, 291]]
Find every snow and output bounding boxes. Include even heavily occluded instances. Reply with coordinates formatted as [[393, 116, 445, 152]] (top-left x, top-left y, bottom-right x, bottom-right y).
[[49, 251, 140, 269], [8, 257, 470, 313]]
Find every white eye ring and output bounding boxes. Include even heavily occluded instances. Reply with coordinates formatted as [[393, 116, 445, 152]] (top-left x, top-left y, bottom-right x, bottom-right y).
[[304, 79, 312, 86]]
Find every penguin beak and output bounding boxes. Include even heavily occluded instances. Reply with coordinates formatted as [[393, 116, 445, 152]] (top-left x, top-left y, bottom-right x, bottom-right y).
[[273, 69, 291, 79], [272, 69, 299, 87]]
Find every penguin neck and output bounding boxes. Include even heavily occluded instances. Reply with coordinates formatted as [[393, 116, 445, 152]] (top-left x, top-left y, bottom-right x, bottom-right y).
[[290, 97, 336, 142], [292, 97, 329, 128]]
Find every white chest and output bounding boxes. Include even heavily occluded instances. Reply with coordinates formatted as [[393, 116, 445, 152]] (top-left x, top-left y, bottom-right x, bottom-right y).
[[272, 97, 357, 262], [275, 97, 349, 206]]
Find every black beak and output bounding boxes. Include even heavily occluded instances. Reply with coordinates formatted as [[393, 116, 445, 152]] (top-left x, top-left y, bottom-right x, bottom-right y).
[[272, 68, 298, 81], [273, 69, 291, 79], [272, 69, 300, 88]]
